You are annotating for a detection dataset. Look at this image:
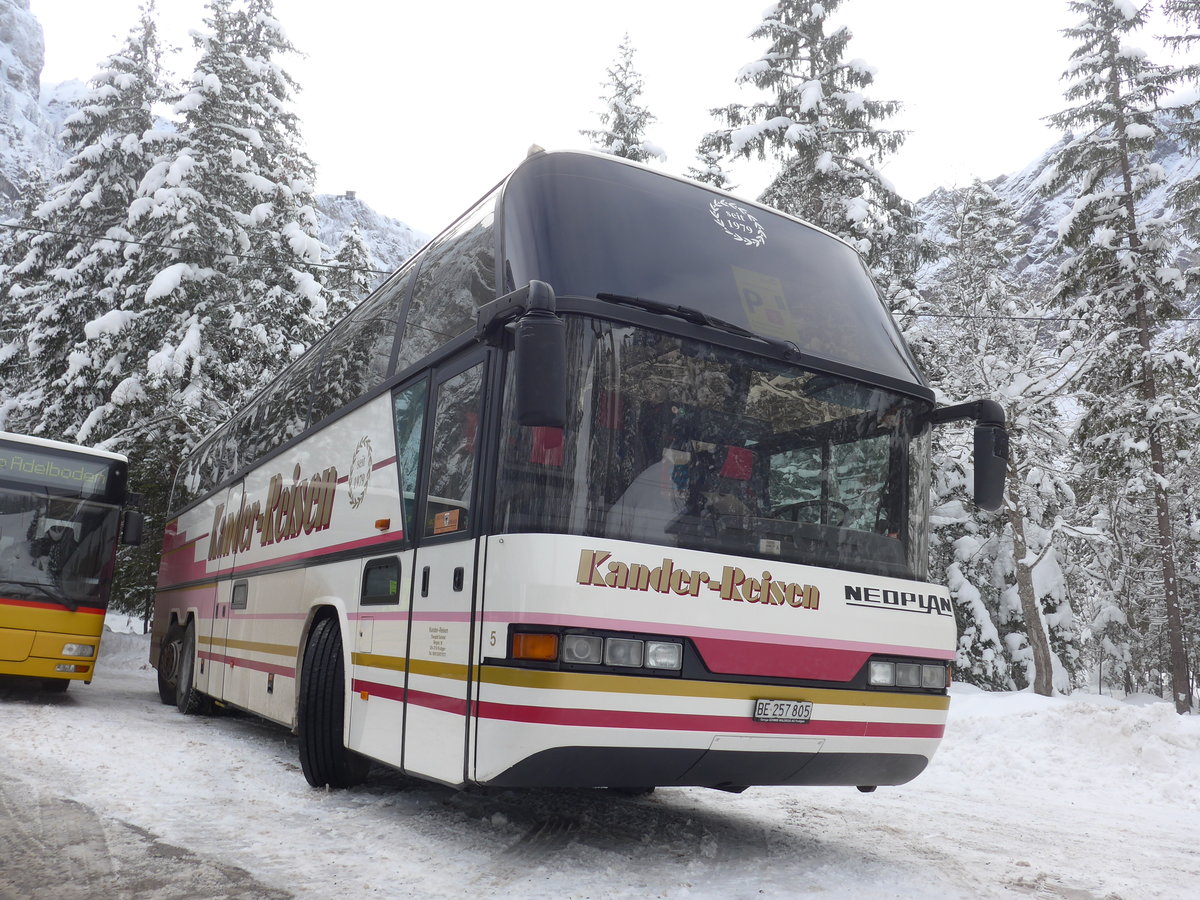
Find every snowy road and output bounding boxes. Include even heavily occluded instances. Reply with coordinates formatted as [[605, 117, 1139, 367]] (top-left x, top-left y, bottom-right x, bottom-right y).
[[2, 632, 1197, 900]]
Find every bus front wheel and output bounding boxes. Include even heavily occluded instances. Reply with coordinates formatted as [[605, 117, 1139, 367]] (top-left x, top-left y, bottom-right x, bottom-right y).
[[298, 616, 368, 789]]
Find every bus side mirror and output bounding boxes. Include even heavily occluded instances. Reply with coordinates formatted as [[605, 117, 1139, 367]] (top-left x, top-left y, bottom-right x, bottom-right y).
[[122, 510, 145, 546], [928, 398, 1009, 512], [513, 282, 566, 428], [973, 423, 1009, 512]]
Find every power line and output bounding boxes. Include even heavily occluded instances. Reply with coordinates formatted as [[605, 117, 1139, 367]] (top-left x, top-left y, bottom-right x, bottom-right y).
[[905, 311, 1200, 323]]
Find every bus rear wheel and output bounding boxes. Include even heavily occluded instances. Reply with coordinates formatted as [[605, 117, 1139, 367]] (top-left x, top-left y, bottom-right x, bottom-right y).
[[298, 616, 368, 789], [157, 624, 183, 705], [175, 621, 211, 716]]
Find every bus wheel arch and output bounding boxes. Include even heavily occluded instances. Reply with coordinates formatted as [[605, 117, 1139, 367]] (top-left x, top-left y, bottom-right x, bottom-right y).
[[297, 610, 368, 789]]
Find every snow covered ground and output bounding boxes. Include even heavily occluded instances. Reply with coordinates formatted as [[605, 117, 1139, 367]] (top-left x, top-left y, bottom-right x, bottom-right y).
[[2, 630, 1198, 900]]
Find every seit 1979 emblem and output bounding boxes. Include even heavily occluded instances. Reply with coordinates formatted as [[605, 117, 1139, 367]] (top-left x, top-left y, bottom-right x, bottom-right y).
[[709, 198, 767, 247], [347, 435, 373, 509]]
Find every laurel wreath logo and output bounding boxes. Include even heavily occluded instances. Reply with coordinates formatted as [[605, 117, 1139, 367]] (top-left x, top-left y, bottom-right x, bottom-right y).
[[347, 435, 373, 509], [709, 198, 767, 247]]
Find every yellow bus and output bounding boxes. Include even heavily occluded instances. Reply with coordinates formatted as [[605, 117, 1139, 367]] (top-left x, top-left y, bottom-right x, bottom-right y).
[[0, 431, 143, 690]]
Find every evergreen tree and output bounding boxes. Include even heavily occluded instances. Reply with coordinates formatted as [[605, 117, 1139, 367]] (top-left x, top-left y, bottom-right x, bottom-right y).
[[109, 0, 327, 442], [81, 0, 328, 616], [326, 221, 373, 321], [687, 135, 736, 190], [1161, 1, 1200, 232], [701, 0, 915, 278], [914, 181, 1083, 694], [0, 2, 166, 441], [580, 34, 666, 164], [1044, 0, 1198, 712]]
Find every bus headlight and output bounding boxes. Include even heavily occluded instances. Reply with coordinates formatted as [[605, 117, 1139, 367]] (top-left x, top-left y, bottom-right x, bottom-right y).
[[645, 641, 683, 670], [895, 663, 922, 687], [868, 661, 895, 686], [922, 664, 947, 689], [603, 638, 644, 668], [62, 643, 95, 657], [561, 634, 603, 664]]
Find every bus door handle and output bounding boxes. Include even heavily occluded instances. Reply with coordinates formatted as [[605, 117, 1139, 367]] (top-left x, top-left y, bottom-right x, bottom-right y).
[[421, 566, 430, 597], [453, 567, 464, 592]]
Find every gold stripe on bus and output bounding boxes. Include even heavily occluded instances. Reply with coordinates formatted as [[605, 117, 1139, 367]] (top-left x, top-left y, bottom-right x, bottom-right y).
[[349, 652, 947, 712], [479, 666, 948, 710], [199, 635, 296, 658], [352, 653, 467, 682], [155, 582, 217, 594]]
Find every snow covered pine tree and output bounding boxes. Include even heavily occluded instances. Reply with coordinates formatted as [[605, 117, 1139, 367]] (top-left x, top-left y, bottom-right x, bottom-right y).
[[580, 33, 666, 164], [1044, 0, 1198, 713]]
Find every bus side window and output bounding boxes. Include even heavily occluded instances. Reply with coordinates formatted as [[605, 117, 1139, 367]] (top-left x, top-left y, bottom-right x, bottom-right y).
[[392, 378, 429, 541], [424, 364, 484, 538], [396, 193, 497, 374], [361, 557, 401, 605], [312, 271, 412, 426]]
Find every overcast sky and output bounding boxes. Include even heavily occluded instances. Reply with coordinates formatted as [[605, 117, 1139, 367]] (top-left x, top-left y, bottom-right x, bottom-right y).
[[29, 0, 1191, 236]]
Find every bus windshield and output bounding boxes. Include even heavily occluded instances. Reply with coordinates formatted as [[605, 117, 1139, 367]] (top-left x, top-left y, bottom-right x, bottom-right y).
[[0, 440, 125, 610], [496, 317, 932, 580]]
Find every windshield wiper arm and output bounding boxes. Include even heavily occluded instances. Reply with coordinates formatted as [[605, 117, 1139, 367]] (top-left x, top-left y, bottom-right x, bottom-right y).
[[596, 293, 801, 361], [1, 578, 77, 612]]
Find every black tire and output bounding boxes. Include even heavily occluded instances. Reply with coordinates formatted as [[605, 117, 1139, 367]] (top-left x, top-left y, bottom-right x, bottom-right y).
[[175, 621, 211, 715], [41, 678, 70, 693], [157, 624, 183, 705], [298, 616, 369, 789]]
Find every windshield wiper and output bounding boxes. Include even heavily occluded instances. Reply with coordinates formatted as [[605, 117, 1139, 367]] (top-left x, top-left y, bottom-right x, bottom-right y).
[[596, 292, 801, 361], [0, 579, 77, 612]]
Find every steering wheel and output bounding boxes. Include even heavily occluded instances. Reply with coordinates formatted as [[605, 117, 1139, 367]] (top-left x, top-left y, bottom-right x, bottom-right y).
[[774, 498, 850, 527]]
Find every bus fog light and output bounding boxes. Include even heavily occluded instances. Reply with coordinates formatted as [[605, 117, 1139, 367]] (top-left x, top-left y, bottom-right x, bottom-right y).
[[896, 663, 922, 687], [644, 641, 682, 670], [561, 634, 603, 664], [868, 661, 895, 686], [923, 664, 947, 689], [55, 664, 84, 673], [604, 638, 644, 668], [62, 643, 95, 657]]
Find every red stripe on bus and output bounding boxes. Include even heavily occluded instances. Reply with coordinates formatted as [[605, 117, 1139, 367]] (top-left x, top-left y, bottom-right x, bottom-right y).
[[336, 456, 397, 484], [225, 530, 404, 575], [199, 650, 295, 678], [350, 679, 474, 718], [348, 681, 943, 740], [0, 596, 105, 614], [474, 699, 945, 740]]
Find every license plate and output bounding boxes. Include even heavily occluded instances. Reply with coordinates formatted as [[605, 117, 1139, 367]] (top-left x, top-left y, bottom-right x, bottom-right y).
[[753, 698, 813, 724]]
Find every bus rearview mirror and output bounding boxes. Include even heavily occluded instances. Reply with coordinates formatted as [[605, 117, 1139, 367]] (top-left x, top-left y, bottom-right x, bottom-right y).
[[973, 424, 1009, 512], [514, 312, 567, 428], [122, 510, 145, 546]]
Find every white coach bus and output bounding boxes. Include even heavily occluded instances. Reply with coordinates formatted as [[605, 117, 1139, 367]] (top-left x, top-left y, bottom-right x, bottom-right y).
[[153, 150, 1007, 793]]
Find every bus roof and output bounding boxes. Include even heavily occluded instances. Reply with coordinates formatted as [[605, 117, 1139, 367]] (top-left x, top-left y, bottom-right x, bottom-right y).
[[0, 430, 128, 465], [500, 150, 926, 389]]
